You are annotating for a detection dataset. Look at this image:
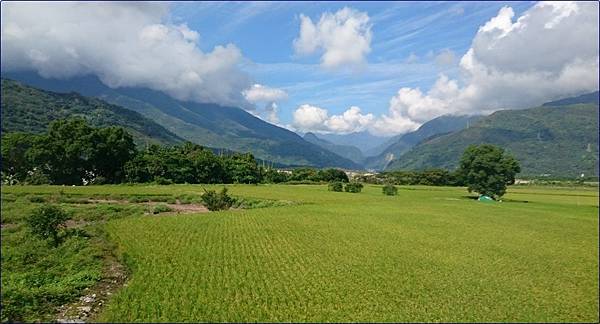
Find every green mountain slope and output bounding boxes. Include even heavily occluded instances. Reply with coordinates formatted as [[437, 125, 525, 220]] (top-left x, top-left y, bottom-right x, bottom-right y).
[[364, 115, 483, 170], [303, 132, 365, 164], [3, 72, 360, 169], [387, 101, 599, 177], [542, 91, 599, 107], [1, 79, 182, 146]]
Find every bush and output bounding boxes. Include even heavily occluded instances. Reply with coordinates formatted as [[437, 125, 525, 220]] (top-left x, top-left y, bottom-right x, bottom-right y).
[[154, 176, 174, 185], [28, 195, 46, 203], [201, 187, 233, 211], [89, 176, 108, 185], [152, 204, 173, 214], [177, 194, 195, 204], [24, 169, 51, 185], [344, 182, 363, 193], [26, 205, 70, 246], [319, 169, 349, 182], [382, 184, 398, 196], [328, 181, 344, 192], [129, 196, 149, 203]]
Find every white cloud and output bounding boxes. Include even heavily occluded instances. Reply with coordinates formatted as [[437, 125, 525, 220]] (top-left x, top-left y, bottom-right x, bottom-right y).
[[242, 84, 288, 103], [372, 1, 599, 135], [434, 49, 456, 67], [264, 102, 280, 124], [242, 84, 287, 123], [292, 104, 374, 134], [1, 2, 252, 107], [292, 104, 330, 131], [293, 7, 372, 69], [325, 106, 374, 133]]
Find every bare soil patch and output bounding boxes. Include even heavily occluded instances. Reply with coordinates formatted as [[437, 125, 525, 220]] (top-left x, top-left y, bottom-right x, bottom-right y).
[[0, 223, 18, 229], [73, 198, 210, 215], [56, 245, 127, 323], [144, 201, 209, 215], [86, 199, 124, 204]]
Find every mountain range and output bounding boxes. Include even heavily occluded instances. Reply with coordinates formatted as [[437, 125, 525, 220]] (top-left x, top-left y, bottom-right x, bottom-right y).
[[363, 115, 484, 171], [303, 132, 365, 164], [1, 78, 182, 146], [2, 71, 597, 177], [307, 131, 391, 156], [386, 95, 599, 177], [2, 72, 359, 169]]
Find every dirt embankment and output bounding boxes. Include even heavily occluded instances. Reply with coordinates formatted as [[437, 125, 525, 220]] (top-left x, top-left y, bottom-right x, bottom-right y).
[[56, 245, 127, 323]]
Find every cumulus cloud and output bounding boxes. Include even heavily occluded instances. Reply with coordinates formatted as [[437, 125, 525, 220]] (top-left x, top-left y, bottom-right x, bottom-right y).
[[243, 84, 288, 103], [326, 106, 374, 133], [292, 104, 374, 134], [1, 2, 252, 107], [292, 104, 330, 131], [242, 84, 287, 123], [373, 1, 599, 135], [293, 7, 372, 69]]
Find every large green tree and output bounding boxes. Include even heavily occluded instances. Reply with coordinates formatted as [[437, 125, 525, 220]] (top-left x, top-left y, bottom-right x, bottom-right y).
[[457, 144, 521, 199], [223, 153, 261, 184], [124, 142, 231, 184], [28, 118, 95, 185], [89, 126, 135, 183], [1, 132, 39, 183], [2, 118, 136, 185]]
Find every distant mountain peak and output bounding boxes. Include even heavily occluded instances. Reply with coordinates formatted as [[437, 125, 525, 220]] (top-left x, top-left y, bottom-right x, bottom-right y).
[[542, 91, 599, 107], [363, 114, 484, 171]]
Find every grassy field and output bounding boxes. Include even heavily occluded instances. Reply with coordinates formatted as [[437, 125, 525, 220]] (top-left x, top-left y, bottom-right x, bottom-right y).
[[1, 184, 598, 322]]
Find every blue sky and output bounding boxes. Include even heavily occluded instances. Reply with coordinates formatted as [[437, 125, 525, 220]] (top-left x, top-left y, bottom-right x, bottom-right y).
[[170, 1, 535, 126]]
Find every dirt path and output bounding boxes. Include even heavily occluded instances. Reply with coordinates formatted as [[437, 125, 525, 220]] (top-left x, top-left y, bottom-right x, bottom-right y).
[[56, 243, 128, 323], [144, 201, 209, 215], [55, 198, 208, 322], [82, 199, 209, 215]]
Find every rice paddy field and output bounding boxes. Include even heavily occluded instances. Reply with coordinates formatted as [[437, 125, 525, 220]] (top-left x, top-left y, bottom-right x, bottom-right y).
[[1, 184, 598, 322]]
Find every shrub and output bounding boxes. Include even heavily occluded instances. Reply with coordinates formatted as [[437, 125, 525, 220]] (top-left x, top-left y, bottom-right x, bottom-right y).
[[129, 196, 149, 203], [177, 194, 194, 204], [153, 204, 173, 214], [344, 182, 363, 193], [319, 169, 349, 182], [90, 176, 108, 185], [201, 187, 233, 211], [328, 181, 343, 192], [382, 184, 398, 196], [154, 176, 173, 185], [28, 195, 46, 203], [26, 204, 70, 246], [24, 169, 51, 185]]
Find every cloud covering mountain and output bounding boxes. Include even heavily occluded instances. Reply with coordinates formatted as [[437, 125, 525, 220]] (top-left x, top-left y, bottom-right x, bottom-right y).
[[1, 2, 253, 108], [2, 1, 598, 137]]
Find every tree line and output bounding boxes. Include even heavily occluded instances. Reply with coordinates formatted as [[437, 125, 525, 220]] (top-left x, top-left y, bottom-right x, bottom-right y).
[[2, 118, 521, 199], [1, 118, 349, 186], [356, 169, 466, 186]]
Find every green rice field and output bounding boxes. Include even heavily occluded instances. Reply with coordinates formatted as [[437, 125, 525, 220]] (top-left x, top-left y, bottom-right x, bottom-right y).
[[1, 184, 598, 322]]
